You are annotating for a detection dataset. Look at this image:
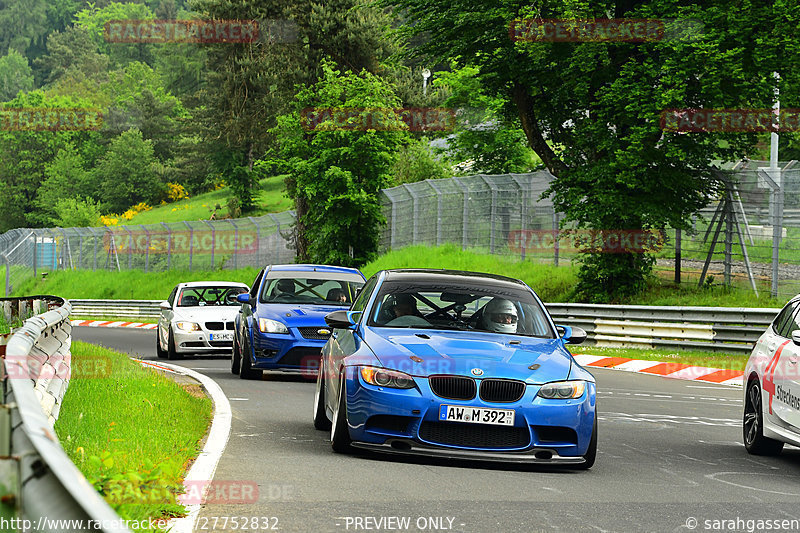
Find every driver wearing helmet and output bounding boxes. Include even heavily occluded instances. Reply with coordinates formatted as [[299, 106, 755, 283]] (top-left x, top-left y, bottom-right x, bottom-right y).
[[481, 298, 518, 334], [276, 279, 295, 296]]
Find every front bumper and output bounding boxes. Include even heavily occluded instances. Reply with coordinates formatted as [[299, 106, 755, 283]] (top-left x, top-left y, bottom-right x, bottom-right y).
[[343, 368, 596, 459], [250, 328, 329, 373], [173, 327, 234, 353]]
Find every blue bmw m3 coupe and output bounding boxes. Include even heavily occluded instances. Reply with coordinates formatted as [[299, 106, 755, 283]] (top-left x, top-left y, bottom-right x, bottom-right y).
[[313, 269, 597, 468]]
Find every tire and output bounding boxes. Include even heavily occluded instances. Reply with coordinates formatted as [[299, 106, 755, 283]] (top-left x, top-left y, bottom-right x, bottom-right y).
[[231, 337, 241, 375], [313, 362, 331, 430], [156, 329, 166, 359], [239, 332, 261, 380], [744, 379, 784, 455], [330, 374, 352, 453], [167, 328, 182, 360], [576, 413, 597, 470]]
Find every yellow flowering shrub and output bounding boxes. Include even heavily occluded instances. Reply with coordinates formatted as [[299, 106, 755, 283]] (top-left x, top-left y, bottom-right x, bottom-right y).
[[166, 183, 189, 201]]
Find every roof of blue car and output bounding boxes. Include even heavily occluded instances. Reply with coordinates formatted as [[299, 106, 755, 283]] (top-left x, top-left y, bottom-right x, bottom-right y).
[[382, 268, 526, 287], [267, 264, 363, 275]]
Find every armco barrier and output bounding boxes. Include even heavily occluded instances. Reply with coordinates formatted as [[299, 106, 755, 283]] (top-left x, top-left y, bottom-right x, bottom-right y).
[[2, 296, 130, 532], [70, 299, 781, 353]]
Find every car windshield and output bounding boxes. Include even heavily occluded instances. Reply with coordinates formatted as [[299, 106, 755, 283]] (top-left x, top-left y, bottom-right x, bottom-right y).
[[177, 286, 247, 307], [367, 280, 555, 338], [260, 275, 364, 305]]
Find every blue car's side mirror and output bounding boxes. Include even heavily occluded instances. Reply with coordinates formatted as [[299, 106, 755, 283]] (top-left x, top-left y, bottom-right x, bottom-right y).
[[556, 324, 587, 345], [325, 310, 361, 329], [237, 293, 252, 304]]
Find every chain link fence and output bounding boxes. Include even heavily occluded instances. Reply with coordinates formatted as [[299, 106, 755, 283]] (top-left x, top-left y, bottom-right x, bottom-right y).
[[2, 166, 800, 300]]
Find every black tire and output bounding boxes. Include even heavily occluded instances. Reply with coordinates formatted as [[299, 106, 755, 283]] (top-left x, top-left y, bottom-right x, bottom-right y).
[[744, 379, 784, 456], [313, 363, 331, 430], [330, 374, 352, 453], [239, 333, 261, 380], [166, 328, 182, 360], [231, 337, 241, 375], [576, 413, 597, 470], [156, 330, 166, 359]]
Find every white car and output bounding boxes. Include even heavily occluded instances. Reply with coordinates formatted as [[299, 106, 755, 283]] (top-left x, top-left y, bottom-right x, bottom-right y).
[[744, 296, 800, 455], [156, 281, 249, 359]]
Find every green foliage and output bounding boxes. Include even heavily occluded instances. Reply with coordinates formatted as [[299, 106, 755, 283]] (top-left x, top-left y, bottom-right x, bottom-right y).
[[93, 128, 165, 212], [0, 91, 103, 232], [35, 144, 95, 224], [271, 60, 409, 266], [0, 49, 34, 100], [0, 0, 48, 56], [391, 138, 452, 184], [74, 2, 156, 67], [387, 0, 800, 301], [433, 65, 537, 174], [35, 26, 110, 85], [51, 196, 104, 227]]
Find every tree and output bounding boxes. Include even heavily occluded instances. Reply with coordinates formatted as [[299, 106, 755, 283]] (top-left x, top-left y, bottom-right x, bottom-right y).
[[74, 2, 156, 68], [51, 196, 104, 227], [0, 49, 34, 101], [35, 26, 110, 85], [270, 61, 409, 265], [192, 0, 398, 209], [93, 128, 164, 212], [34, 144, 96, 225], [0, 0, 48, 57], [388, 0, 800, 301], [0, 91, 102, 232]]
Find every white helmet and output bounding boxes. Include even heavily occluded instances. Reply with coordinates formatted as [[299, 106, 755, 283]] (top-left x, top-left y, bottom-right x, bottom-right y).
[[482, 298, 518, 333]]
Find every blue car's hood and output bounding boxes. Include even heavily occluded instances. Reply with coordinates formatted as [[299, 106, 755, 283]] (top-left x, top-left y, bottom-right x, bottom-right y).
[[360, 327, 574, 384], [256, 303, 346, 328]]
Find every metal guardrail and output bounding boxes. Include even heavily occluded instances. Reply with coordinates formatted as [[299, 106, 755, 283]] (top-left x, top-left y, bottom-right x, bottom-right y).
[[547, 303, 780, 353], [2, 296, 130, 533], [69, 299, 782, 353], [69, 299, 162, 320]]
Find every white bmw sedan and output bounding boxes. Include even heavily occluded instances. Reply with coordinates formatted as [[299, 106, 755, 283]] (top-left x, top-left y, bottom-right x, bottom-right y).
[[744, 296, 800, 455], [156, 281, 249, 359]]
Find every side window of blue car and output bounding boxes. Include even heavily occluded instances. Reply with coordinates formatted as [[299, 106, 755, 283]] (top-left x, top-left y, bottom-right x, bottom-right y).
[[250, 270, 264, 299], [351, 276, 378, 314]]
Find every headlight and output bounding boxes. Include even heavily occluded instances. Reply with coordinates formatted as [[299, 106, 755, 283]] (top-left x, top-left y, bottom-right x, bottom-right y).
[[175, 321, 200, 332], [537, 380, 586, 399], [360, 366, 416, 389], [258, 318, 289, 334]]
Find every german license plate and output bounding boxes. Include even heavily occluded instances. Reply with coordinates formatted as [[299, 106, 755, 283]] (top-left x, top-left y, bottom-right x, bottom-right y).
[[438, 405, 515, 426], [210, 333, 233, 341]]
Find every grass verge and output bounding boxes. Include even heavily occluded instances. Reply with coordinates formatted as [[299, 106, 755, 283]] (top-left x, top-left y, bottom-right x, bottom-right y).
[[10, 244, 787, 307], [123, 176, 292, 225], [55, 341, 212, 530], [570, 345, 750, 372]]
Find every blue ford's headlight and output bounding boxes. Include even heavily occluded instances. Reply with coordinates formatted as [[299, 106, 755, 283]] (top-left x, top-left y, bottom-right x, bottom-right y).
[[258, 318, 289, 334], [537, 380, 586, 399]]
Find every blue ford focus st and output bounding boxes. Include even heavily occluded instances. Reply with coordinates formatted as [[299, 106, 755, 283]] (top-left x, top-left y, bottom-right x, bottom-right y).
[[232, 264, 366, 379], [313, 269, 597, 468]]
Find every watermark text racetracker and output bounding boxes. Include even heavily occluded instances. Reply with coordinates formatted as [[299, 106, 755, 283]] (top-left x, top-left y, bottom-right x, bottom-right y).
[[508, 229, 665, 254], [104, 229, 258, 255], [103, 19, 299, 44], [0, 107, 103, 131]]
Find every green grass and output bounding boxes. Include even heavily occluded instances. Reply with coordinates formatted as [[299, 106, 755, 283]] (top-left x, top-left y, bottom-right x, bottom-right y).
[[121, 176, 292, 225], [571, 345, 749, 371], [55, 341, 212, 530], [10, 243, 788, 307]]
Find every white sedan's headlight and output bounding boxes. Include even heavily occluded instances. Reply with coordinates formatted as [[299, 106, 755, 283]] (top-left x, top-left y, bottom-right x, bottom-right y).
[[537, 380, 586, 399], [258, 318, 289, 334], [175, 321, 201, 332]]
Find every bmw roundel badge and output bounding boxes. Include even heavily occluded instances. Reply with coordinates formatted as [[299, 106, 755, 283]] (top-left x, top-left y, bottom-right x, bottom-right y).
[[471, 368, 484, 376]]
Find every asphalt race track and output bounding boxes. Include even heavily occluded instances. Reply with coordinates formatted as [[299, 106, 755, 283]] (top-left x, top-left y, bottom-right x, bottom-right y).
[[75, 327, 800, 533]]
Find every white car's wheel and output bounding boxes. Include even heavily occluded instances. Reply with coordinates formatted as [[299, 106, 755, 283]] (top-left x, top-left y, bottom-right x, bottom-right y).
[[743, 379, 784, 455]]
